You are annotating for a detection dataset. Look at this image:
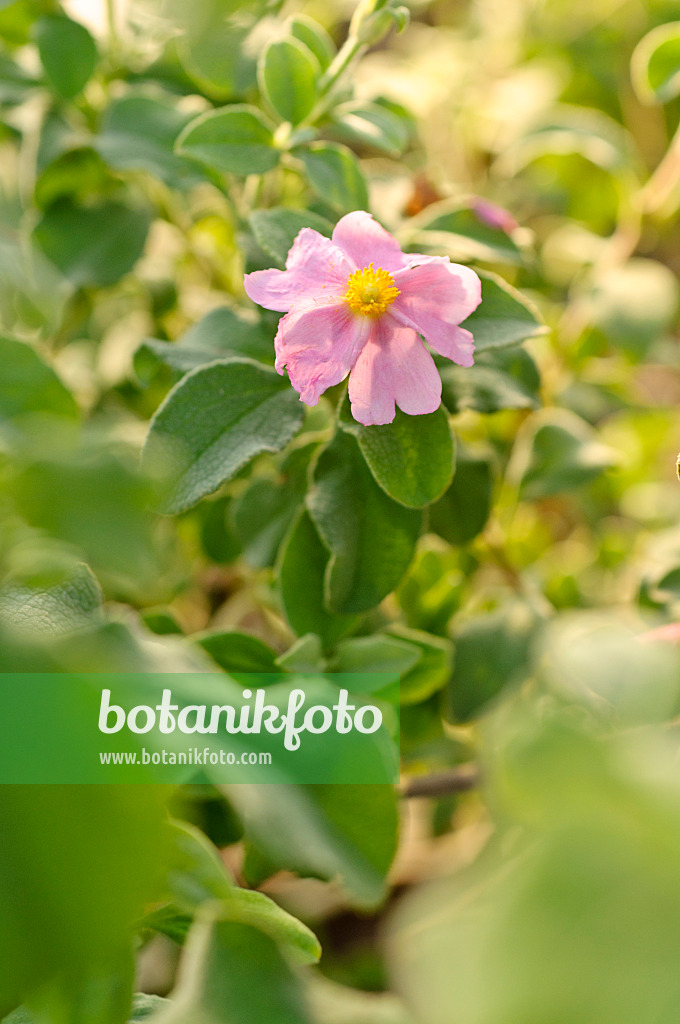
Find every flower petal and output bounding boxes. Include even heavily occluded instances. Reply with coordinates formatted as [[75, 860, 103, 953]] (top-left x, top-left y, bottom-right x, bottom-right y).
[[275, 302, 370, 406], [348, 316, 442, 426], [244, 228, 352, 312], [391, 259, 481, 367], [332, 211, 406, 273]]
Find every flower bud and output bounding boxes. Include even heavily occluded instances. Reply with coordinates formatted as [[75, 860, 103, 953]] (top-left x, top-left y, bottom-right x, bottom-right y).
[[350, 0, 410, 46]]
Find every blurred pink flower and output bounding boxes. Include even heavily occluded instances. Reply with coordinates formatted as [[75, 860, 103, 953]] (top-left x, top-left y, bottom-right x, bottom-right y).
[[244, 211, 481, 426], [471, 198, 518, 234]]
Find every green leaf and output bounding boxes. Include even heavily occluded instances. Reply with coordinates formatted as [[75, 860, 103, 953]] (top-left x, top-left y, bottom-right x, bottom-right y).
[[155, 916, 312, 1024], [460, 271, 547, 350], [516, 410, 617, 501], [307, 432, 423, 614], [129, 995, 171, 1022], [333, 634, 422, 678], [331, 102, 410, 156], [428, 447, 494, 546], [196, 631, 280, 673], [216, 889, 321, 966], [289, 15, 336, 71], [406, 198, 522, 265], [447, 601, 540, 722], [95, 94, 201, 188], [232, 441, 317, 568], [32, 15, 96, 99], [259, 38, 319, 125], [232, 783, 399, 907], [339, 399, 455, 508], [143, 358, 305, 514], [440, 345, 541, 414], [631, 22, 680, 104], [136, 307, 274, 382], [0, 563, 102, 638], [0, 785, 168, 1021], [249, 207, 333, 268], [176, 105, 279, 176], [278, 511, 358, 646], [33, 199, 150, 288], [297, 142, 369, 213], [276, 633, 325, 672], [0, 335, 78, 424], [386, 625, 453, 705]]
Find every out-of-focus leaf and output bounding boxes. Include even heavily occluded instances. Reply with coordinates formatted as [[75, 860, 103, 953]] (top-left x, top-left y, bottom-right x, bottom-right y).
[[276, 633, 325, 672], [143, 358, 305, 514], [136, 307, 274, 382], [386, 625, 453, 705], [176, 106, 279, 176], [33, 200, 150, 289], [332, 634, 422, 678], [196, 631, 280, 673], [339, 399, 455, 509], [0, 563, 102, 638], [32, 15, 96, 99], [428, 448, 494, 546], [259, 38, 319, 125], [632, 21, 680, 104], [233, 783, 399, 906], [249, 207, 333, 268], [95, 95, 201, 188], [278, 511, 358, 646], [289, 15, 335, 71], [406, 198, 522, 265], [459, 272, 547, 351], [331, 103, 410, 156], [582, 259, 679, 356], [307, 432, 422, 614], [154, 916, 312, 1024], [297, 142, 369, 213], [516, 409, 617, 501], [447, 601, 540, 722], [0, 336, 78, 424], [440, 346, 541, 414]]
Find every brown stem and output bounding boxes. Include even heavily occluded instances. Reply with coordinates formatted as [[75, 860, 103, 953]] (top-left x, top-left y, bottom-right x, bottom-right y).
[[399, 764, 480, 798]]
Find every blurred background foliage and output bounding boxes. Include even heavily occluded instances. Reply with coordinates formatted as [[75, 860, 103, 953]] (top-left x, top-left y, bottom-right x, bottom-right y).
[[2, 0, 680, 1020]]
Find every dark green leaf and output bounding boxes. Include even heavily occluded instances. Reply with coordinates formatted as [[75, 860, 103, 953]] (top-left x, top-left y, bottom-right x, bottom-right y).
[[307, 432, 422, 614], [386, 625, 453, 704], [460, 271, 546, 350], [0, 335, 78, 423], [176, 105, 279, 176], [428, 447, 494, 546], [440, 345, 541, 414], [339, 398, 455, 508], [143, 358, 305, 514], [196, 631, 280, 673], [517, 410, 617, 501]]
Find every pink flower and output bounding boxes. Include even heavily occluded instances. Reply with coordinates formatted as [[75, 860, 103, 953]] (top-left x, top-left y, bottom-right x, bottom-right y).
[[244, 211, 482, 426]]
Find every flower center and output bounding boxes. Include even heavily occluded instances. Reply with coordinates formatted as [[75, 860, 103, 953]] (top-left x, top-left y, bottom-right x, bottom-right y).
[[343, 263, 400, 317]]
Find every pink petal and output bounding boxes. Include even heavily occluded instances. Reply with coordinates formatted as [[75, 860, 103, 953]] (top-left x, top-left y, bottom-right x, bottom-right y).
[[348, 316, 442, 426], [244, 228, 352, 312], [332, 211, 407, 273], [275, 301, 370, 406], [391, 259, 481, 367]]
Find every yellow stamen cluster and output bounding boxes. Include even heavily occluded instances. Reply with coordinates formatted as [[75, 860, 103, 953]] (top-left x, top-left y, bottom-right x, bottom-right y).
[[343, 263, 400, 317]]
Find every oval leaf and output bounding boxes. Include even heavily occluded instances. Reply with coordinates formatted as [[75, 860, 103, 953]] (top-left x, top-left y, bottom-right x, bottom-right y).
[[176, 105, 279, 175], [143, 358, 305, 514], [460, 271, 547, 350], [259, 37, 319, 125], [297, 142, 369, 212], [339, 399, 455, 508], [33, 15, 96, 99]]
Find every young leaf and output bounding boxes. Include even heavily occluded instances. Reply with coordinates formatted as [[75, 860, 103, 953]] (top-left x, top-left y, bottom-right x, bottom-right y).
[[332, 634, 422, 679], [339, 398, 455, 508], [176, 105, 280, 175], [32, 15, 96, 99], [259, 38, 319, 125], [307, 432, 422, 614], [143, 359, 305, 514], [460, 271, 547, 351], [297, 142, 369, 212]]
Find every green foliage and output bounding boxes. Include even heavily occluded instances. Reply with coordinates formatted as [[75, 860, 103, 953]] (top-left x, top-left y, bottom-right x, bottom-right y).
[[176, 106, 280, 176], [32, 15, 96, 99]]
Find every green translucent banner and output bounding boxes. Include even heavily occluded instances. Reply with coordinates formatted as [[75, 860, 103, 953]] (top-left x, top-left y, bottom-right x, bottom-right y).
[[0, 672, 399, 784]]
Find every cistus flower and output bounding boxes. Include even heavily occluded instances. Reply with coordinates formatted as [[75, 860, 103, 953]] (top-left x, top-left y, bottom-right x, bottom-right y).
[[244, 211, 482, 426]]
